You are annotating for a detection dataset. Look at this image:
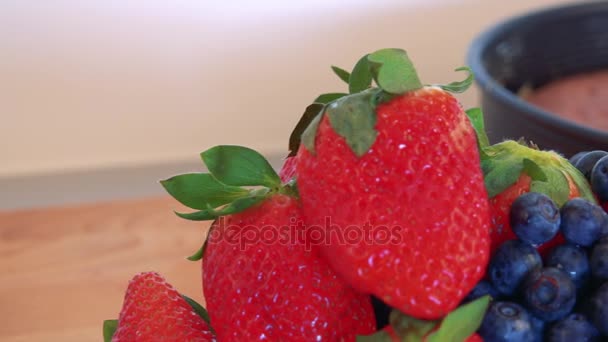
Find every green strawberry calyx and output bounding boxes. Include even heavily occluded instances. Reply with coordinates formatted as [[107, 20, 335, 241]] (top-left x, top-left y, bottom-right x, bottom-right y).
[[465, 115, 596, 206], [289, 48, 474, 158], [357, 296, 490, 342], [160, 145, 295, 259]]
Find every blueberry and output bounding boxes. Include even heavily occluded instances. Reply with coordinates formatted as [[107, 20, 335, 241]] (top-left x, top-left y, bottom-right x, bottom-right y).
[[547, 313, 600, 342], [590, 237, 608, 282], [591, 155, 608, 203], [574, 150, 608, 181], [489, 240, 542, 296], [371, 296, 391, 329], [478, 301, 539, 342], [510, 192, 560, 245], [569, 151, 589, 166], [529, 314, 546, 342], [546, 244, 590, 290], [560, 198, 605, 247], [463, 280, 501, 303], [522, 267, 576, 322], [587, 282, 608, 336]]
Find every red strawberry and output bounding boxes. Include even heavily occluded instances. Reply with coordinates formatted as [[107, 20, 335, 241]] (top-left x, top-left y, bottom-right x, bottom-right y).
[[293, 49, 491, 319], [161, 146, 375, 342], [111, 272, 214, 342], [465, 333, 484, 342], [278, 156, 297, 183], [481, 140, 595, 254]]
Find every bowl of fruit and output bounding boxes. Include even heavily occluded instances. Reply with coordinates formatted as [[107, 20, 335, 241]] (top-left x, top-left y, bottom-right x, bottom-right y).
[[102, 49, 608, 341], [467, 1, 608, 157]]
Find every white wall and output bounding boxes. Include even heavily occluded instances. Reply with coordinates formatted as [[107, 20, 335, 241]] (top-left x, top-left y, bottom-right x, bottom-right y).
[[0, 0, 573, 178]]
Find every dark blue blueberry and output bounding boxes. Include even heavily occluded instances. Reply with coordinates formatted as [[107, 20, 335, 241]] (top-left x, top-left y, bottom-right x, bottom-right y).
[[478, 301, 539, 342], [569, 151, 589, 166], [587, 282, 608, 336], [489, 240, 542, 296], [574, 150, 608, 181], [529, 314, 546, 342], [546, 244, 590, 290], [591, 155, 608, 203], [510, 192, 560, 245], [560, 198, 605, 247], [590, 237, 608, 282], [371, 296, 391, 329], [463, 280, 501, 303], [522, 267, 576, 322], [547, 313, 600, 342]]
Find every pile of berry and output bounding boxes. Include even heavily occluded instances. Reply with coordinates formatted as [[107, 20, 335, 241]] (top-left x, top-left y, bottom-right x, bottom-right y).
[[468, 192, 608, 340], [102, 48, 608, 342]]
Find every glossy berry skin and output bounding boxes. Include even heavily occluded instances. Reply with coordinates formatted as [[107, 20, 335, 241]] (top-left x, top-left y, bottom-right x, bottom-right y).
[[112, 272, 214, 342], [546, 244, 590, 290], [510, 192, 560, 245], [587, 282, 608, 336], [522, 267, 576, 322], [202, 194, 375, 342], [478, 301, 538, 342], [568, 151, 588, 166], [463, 280, 501, 303], [489, 240, 542, 296], [546, 313, 600, 342], [560, 198, 606, 247], [591, 155, 608, 203], [590, 237, 608, 281], [297, 87, 491, 319], [574, 150, 608, 180]]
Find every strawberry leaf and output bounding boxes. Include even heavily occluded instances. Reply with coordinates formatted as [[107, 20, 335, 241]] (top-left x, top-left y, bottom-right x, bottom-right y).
[[301, 111, 323, 155], [201, 145, 280, 188], [182, 294, 213, 328], [355, 330, 394, 342], [176, 189, 268, 221], [482, 158, 524, 198], [425, 296, 490, 342], [367, 48, 422, 95], [349, 54, 373, 94], [436, 67, 474, 94], [289, 103, 324, 156], [161, 173, 249, 210], [389, 309, 438, 340], [522, 158, 547, 182], [103, 319, 118, 342], [314, 93, 348, 104], [187, 242, 205, 261], [529, 167, 570, 207], [332, 65, 351, 84], [465, 107, 490, 149], [326, 89, 378, 158]]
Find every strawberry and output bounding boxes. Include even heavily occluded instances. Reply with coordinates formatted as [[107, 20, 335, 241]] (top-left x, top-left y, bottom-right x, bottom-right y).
[[465, 333, 484, 342], [107, 272, 214, 342], [161, 146, 375, 342], [480, 139, 596, 254], [291, 49, 491, 320]]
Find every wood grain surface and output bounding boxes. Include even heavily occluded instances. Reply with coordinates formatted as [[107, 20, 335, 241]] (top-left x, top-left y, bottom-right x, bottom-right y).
[[0, 197, 212, 342]]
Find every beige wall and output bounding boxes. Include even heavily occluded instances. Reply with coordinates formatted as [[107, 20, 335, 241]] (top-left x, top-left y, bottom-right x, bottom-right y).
[[1, 0, 573, 178]]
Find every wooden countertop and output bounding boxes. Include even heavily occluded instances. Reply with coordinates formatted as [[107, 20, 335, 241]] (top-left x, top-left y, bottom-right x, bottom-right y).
[[0, 197, 212, 342]]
